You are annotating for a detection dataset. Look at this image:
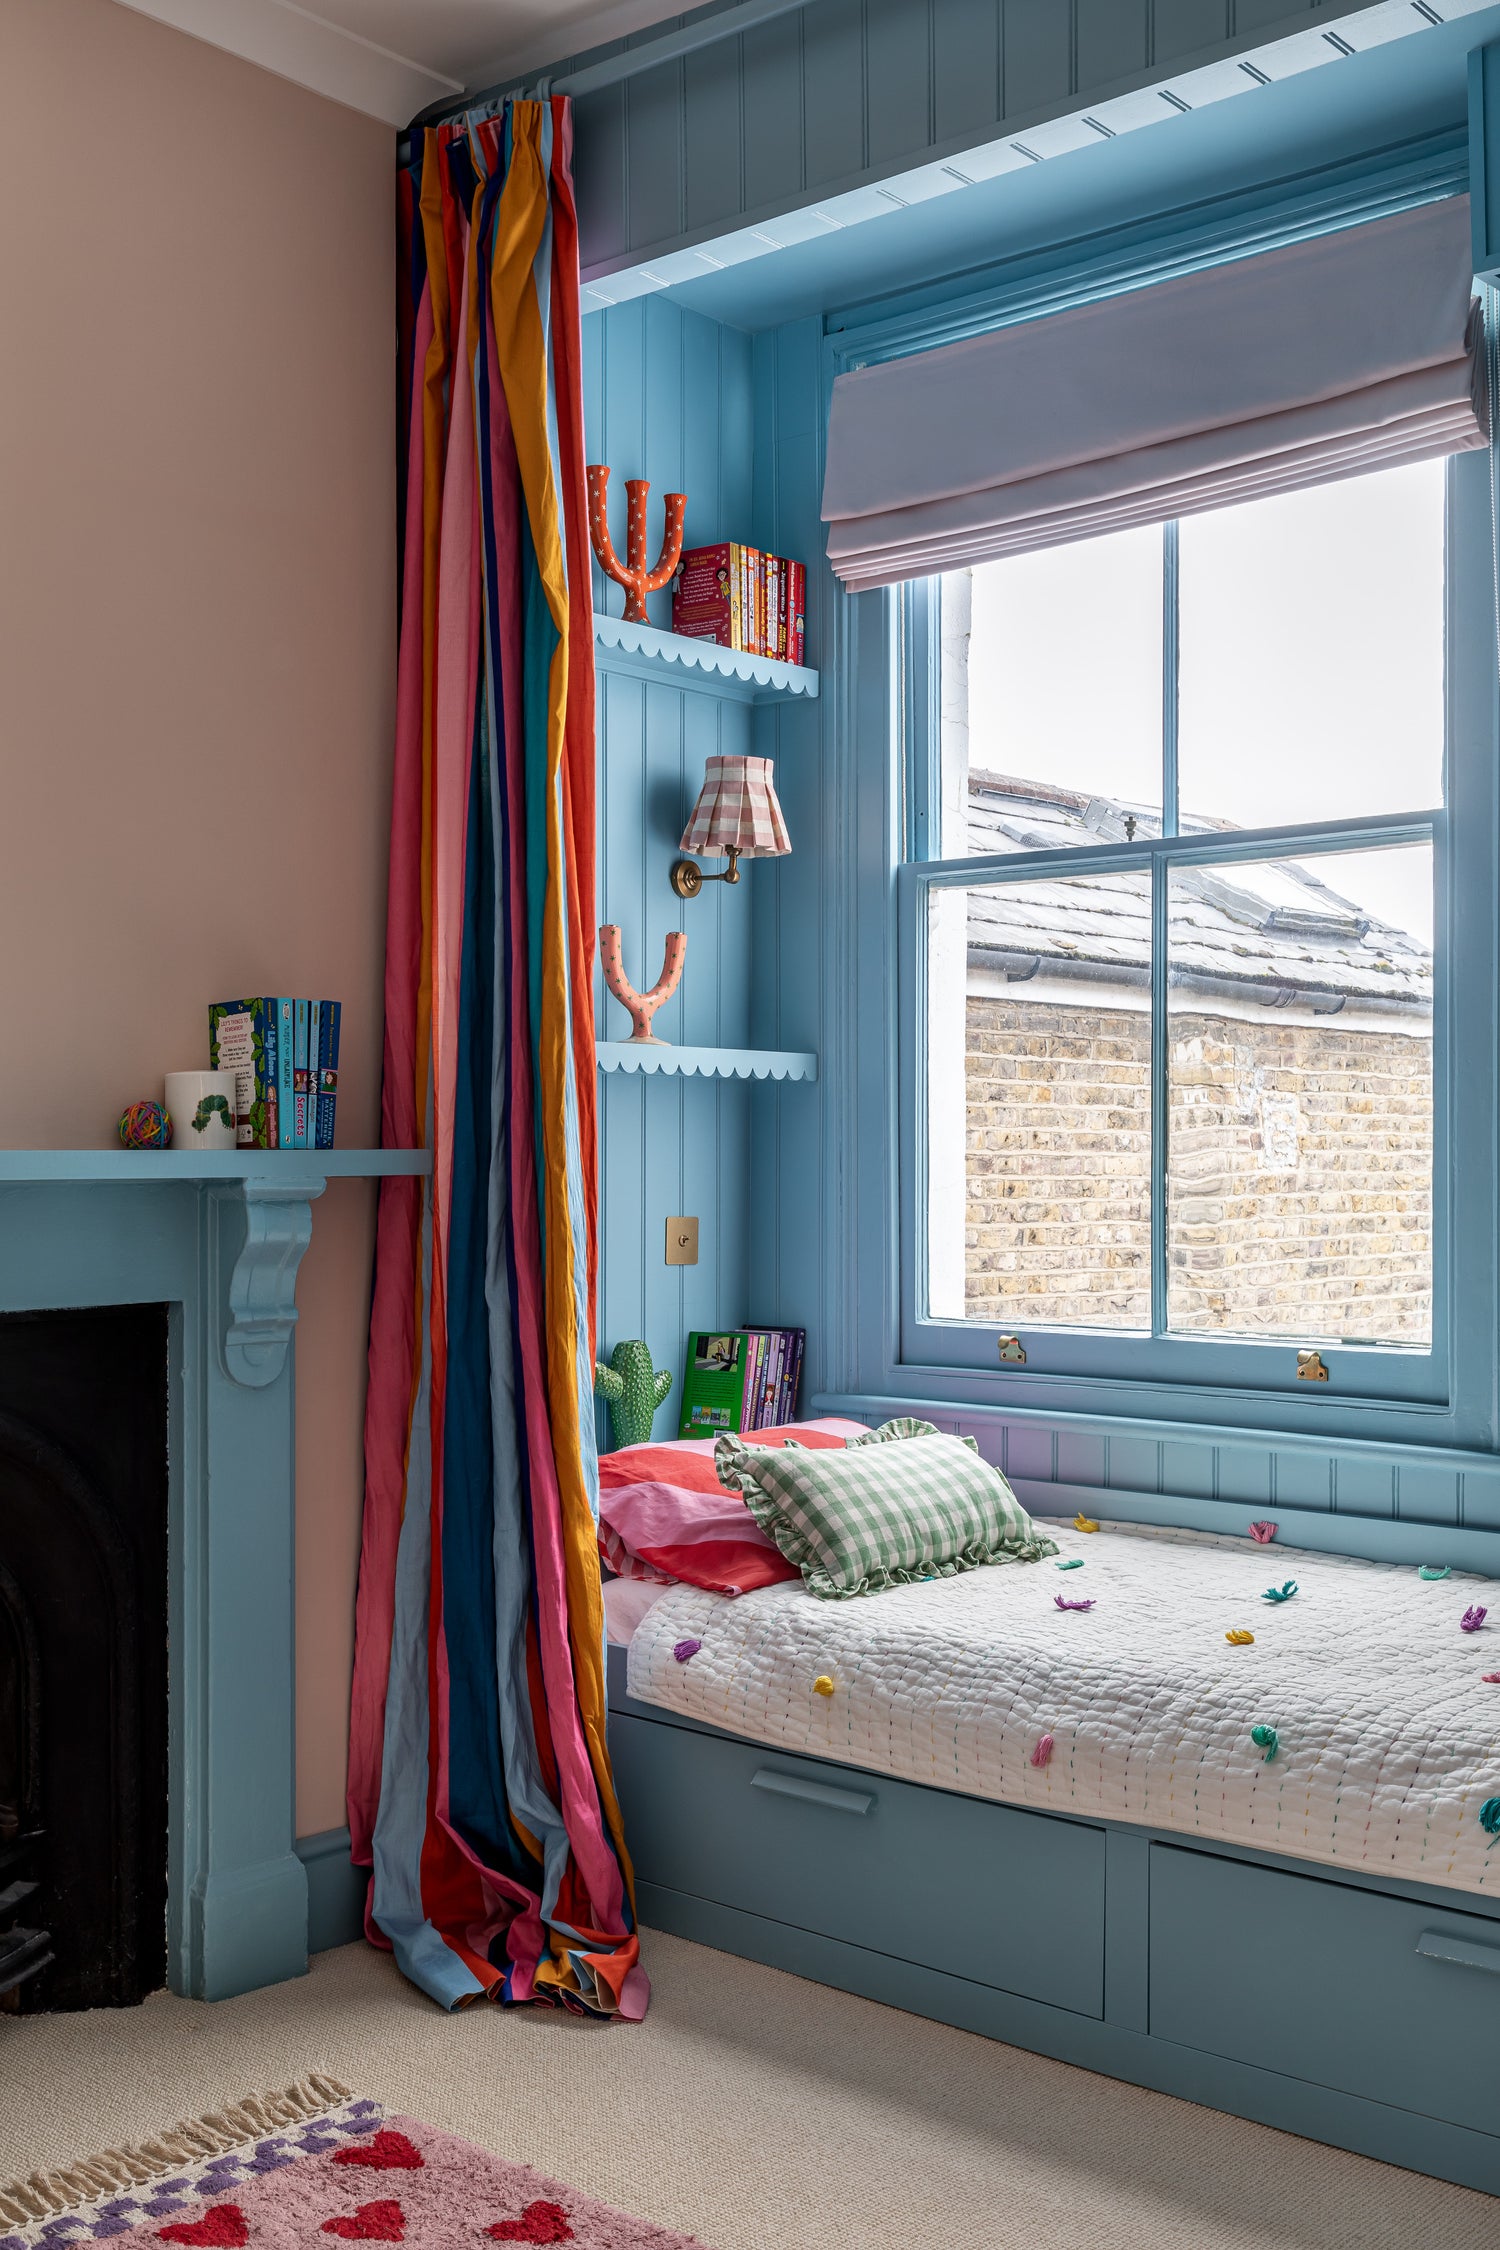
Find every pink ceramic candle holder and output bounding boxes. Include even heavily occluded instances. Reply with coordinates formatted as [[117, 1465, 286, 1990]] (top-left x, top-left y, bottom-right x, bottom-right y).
[[600, 924, 687, 1044]]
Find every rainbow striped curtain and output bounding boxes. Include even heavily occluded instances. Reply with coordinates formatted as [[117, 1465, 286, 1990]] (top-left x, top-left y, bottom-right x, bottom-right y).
[[346, 101, 644, 2019]]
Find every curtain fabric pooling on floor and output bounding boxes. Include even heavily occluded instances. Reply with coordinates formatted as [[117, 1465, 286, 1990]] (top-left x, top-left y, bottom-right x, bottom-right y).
[[347, 101, 644, 2020]]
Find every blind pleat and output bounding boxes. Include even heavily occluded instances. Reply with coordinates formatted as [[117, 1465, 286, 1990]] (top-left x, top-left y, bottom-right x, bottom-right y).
[[822, 197, 1487, 591]]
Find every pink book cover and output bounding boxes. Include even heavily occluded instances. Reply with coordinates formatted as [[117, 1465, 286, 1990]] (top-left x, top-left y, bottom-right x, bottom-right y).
[[672, 542, 736, 645]]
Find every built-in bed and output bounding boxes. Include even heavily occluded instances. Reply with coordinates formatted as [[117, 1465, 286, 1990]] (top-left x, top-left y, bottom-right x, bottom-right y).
[[604, 1517, 1500, 2195]]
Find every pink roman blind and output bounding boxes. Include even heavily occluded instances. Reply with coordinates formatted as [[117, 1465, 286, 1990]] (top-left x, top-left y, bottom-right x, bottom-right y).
[[821, 196, 1487, 592]]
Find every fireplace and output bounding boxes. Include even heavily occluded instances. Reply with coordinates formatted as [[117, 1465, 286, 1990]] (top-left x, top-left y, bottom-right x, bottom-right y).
[[0, 1150, 424, 2001], [0, 1305, 169, 2010]]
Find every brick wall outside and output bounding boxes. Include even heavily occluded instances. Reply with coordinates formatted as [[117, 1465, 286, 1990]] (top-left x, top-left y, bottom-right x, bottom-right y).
[[964, 995, 1432, 1341]]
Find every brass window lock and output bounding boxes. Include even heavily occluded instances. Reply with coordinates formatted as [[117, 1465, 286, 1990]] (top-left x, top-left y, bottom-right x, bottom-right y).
[[997, 1335, 1027, 1364], [1297, 1349, 1330, 1382]]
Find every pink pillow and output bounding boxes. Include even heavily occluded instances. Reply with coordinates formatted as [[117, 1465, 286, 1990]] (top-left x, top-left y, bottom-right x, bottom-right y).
[[597, 1419, 869, 1597]]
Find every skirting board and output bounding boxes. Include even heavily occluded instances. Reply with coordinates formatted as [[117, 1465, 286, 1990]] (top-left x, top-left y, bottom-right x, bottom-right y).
[[295, 1827, 366, 1956], [635, 1878, 1500, 2200]]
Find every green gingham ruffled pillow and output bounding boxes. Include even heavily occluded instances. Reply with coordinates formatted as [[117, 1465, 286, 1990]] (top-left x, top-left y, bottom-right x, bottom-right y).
[[714, 1416, 1057, 1600]]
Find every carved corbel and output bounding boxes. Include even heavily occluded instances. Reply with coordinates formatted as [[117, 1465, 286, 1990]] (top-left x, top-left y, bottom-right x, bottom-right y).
[[218, 1175, 326, 1389]]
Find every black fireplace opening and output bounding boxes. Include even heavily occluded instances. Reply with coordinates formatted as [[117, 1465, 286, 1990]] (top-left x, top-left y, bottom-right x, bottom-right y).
[[0, 1305, 169, 2011]]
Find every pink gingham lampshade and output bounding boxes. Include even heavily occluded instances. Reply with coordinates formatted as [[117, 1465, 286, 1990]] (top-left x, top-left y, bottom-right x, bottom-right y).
[[679, 756, 791, 858]]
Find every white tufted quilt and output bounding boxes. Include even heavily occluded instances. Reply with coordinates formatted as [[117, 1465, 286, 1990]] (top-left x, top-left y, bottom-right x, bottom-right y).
[[625, 1518, 1500, 1897]]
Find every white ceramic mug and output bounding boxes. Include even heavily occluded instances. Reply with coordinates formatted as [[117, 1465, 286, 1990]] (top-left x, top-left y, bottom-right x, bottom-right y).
[[164, 1069, 238, 1148]]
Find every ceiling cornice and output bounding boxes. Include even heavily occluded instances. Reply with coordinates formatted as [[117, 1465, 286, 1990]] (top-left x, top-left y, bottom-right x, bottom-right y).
[[109, 0, 463, 127], [466, 1, 715, 89]]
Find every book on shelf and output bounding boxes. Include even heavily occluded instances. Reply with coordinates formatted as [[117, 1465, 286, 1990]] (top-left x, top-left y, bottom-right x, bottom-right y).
[[672, 542, 807, 663], [306, 1000, 320, 1152], [672, 542, 745, 649], [678, 1326, 807, 1437], [209, 999, 281, 1149], [315, 1000, 342, 1150], [275, 999, 295, 1152], [293, 998, 311, 1149], [206, 997, 342, 1150]]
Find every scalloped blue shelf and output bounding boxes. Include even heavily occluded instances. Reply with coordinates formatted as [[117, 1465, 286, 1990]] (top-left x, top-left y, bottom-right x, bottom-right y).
[[596, 1043, 817, 1083], [594, 615, 818, 704]]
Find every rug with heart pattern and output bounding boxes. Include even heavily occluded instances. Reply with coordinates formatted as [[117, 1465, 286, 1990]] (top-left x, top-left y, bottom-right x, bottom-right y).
[[0, 2083, 708, 2250]]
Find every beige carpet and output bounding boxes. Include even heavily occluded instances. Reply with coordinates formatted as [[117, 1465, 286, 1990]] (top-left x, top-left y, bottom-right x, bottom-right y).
[[0, 1932, 1493, 2250]]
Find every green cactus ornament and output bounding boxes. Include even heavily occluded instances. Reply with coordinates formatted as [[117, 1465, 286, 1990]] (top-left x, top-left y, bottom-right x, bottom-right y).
[[595, 1339, 673, 1449]]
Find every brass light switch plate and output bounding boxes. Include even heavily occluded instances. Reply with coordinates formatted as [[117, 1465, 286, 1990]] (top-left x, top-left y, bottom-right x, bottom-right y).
[[666, 1216, 699, 1266]]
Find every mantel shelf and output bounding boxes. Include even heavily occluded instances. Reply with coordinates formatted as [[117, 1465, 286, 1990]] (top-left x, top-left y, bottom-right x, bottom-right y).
[[0, 1149, 431, 1183], [594, 615, 818, 704], [597, 1042, 817, 1083]]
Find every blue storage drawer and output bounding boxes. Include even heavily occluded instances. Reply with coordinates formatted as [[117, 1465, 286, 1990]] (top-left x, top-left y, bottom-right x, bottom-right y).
[[610, 1710, 1105, 2016], [1150, 1845, 1500, 2136]]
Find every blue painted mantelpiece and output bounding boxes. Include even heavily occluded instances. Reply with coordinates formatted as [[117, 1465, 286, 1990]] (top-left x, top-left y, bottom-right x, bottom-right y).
[[0, 1149, 427, 2000]]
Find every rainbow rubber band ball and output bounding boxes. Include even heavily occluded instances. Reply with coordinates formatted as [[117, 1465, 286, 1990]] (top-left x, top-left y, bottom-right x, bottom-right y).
[[118, 1100, 170, 1150]]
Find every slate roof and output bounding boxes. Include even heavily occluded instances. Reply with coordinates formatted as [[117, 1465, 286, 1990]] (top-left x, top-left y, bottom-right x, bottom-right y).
[[964, 772, 1431, 1015]]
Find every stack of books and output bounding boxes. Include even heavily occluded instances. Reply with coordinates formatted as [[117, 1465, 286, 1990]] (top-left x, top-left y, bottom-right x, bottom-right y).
[[209, 998, 342, 1150], [671, 544, 806, 665], [678, 1327, 806, 1437]]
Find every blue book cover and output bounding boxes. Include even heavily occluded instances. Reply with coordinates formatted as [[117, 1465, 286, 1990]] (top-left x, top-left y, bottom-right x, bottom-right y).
[[293, 998, 310, 1149], [307, 1000, 321, 1151], [276, 999, 295, 1150], [208, 998, 279, 1148], [315, 999, 342, 1150]]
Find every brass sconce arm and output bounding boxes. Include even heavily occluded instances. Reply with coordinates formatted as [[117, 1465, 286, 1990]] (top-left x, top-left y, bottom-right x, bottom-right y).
[[671, 844, 742, 899]]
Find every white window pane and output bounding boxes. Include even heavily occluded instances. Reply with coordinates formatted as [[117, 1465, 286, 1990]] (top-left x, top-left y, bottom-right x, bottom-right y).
[[1178, 460, 1445, 832], [942, 523, 1164, 853], [928, 873, 1151, 1330], [1166, 843, 1433, 1345]]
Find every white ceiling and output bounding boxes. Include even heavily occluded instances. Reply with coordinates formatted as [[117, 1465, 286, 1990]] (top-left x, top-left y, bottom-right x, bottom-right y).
[[111, 0, 693, 125]]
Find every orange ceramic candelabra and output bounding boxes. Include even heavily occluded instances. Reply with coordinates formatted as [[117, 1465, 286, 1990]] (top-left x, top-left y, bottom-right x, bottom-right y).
[[587, 466, 686, 623]]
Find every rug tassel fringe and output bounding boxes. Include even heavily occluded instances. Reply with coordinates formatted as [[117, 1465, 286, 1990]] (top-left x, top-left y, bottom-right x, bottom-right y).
[[0, 2074, 353, 2226]]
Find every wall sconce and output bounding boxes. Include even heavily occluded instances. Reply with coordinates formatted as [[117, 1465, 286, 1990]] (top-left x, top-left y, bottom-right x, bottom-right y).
[[671, 755, 792, 899]]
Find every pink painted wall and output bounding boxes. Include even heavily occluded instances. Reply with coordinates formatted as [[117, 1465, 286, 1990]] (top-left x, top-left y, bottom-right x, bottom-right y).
[[0, 0, 394, 1835]]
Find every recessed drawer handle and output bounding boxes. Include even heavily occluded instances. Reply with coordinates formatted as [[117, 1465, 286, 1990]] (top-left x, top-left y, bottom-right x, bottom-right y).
[[751, 1768, 874, 1816], [1416, 1928, 1500, 1975]]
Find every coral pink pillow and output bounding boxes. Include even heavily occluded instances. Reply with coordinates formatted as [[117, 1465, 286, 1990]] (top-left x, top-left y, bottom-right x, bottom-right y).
[[597, 1419, 869, 1597]]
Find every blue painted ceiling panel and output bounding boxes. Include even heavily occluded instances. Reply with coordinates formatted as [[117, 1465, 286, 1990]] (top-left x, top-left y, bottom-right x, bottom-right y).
[[644, 6, 1500, 330]]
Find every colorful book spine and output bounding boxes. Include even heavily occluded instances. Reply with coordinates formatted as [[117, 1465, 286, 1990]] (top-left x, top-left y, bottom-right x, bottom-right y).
[[293, 998, 311, 1148], [743, 1332, 763, 1430], [276, 998, 295, 1150], [750, 1330, 773, 1430], [788, 562, 806, 667], [208, 998, 280, 1148], [767, 558, 782, 665], [307, 1000, 321, 1150], [769, 1329, 788, 1424], [315, 999, 342, 1150], [785, 1328, 805, 1418], [756, 1332, 777, 1428]]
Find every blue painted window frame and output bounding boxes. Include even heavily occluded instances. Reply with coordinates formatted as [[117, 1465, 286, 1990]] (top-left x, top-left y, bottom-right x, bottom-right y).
[[827, 165, 1500, 1450], [898, 757, 1448, 1407]]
